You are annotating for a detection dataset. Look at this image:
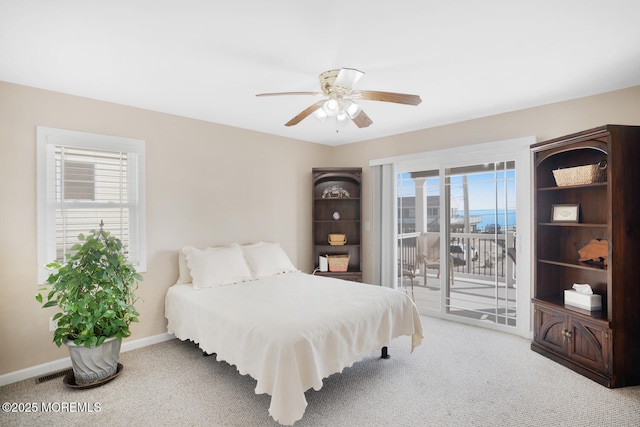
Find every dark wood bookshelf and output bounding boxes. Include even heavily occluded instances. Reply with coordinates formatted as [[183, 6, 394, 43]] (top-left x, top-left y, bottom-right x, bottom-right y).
[[530, 125, 640, 388], [312, 168, 362, 282]]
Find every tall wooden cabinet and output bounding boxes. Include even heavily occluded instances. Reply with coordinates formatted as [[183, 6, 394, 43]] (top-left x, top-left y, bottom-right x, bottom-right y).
[[312, 168, 362, 282], [530, 125, 640, 388]]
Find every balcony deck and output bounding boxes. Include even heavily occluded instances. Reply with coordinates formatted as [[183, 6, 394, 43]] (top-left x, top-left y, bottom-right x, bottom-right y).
[[398, 231, 517, 327]]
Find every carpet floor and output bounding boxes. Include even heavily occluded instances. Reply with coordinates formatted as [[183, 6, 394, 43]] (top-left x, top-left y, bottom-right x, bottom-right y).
[[1, 315, 639, 426]]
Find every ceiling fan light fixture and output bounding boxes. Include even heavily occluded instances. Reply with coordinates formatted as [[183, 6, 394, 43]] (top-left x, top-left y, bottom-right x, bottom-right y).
[[323, 99, 339, 116], [314, 108, 328, 122], [336, 111, 348, 123], [344, 100, 362, 119]]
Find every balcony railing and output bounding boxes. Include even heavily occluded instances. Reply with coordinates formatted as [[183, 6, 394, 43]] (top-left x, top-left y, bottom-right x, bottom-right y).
[[398, 230, 516, 283]]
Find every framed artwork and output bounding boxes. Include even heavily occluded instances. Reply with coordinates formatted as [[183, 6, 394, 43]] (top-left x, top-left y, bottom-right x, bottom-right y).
[[551, 204, 580, 222]]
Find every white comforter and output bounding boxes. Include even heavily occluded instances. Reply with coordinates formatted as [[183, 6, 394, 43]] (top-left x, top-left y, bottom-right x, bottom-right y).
[[165, 271, 423, 425]]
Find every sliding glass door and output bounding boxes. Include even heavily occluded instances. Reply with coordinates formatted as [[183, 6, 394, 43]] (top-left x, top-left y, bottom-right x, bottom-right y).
[[387, 136, 531, 336], [397, 169, 442, 310], [397, 163, 517, 328], [444, 162, 517, 326]]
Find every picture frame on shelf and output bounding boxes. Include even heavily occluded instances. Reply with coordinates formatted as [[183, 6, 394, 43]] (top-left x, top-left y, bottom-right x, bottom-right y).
[[551, 204, 580, 222]]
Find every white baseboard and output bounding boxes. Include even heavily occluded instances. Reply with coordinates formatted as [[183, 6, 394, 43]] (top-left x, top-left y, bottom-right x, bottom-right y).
[[0, 332, 175, 387], [121, 332, 175, 353]]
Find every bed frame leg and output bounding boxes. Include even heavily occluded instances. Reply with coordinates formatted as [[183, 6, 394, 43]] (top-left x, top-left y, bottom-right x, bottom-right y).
[[381, 346, 390, 359]]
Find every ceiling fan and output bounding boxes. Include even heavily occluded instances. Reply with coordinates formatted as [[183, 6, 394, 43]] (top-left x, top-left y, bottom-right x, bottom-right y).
[[256, 67, 422, 128]]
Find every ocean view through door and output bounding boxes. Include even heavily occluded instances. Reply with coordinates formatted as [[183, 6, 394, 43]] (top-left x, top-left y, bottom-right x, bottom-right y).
[[397, 162, 518, 329]]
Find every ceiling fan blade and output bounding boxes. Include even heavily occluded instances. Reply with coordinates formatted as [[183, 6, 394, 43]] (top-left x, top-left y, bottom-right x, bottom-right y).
[[351, 110, 373, 128], [333, 68, 365, 91], [284, 100, 326, 127], [256, 91, 323, 97], [351, 90, 422, 106]]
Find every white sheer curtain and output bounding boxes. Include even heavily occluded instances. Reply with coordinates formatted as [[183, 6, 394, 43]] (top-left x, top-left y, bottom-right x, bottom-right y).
[[372, 163, 397, 288]]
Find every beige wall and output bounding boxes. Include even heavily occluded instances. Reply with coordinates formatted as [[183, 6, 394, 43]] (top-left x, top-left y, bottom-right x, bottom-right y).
[[2, 80, 640, 377], [0, 81, 331, 375], [332, 85, 640, 284]]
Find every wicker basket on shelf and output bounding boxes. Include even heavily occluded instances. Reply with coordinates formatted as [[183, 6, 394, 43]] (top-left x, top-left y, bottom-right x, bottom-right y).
[[327, 254, 350, 272], [552, 161, 607, 186]]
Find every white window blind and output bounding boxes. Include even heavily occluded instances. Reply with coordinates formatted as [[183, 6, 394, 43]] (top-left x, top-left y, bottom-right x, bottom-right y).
[[37, 127, 146, 283]]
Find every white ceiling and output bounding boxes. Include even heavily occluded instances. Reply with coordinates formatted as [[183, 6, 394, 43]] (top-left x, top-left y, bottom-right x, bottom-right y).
[[2, 1, 640, 146]]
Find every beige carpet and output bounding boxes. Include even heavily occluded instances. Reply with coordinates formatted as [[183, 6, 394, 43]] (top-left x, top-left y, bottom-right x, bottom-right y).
[[1, 315, 639, 426]]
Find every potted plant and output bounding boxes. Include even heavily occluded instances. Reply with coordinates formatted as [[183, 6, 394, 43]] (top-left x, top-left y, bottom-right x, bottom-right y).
[[36, 222, 142, 386]]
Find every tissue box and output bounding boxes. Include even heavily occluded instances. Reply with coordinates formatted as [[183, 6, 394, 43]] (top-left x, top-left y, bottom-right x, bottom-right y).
[[564, 289, 602, 311]]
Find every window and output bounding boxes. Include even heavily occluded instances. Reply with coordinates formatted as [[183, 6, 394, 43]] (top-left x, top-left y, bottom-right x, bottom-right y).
[[37, 127, 146, 282]]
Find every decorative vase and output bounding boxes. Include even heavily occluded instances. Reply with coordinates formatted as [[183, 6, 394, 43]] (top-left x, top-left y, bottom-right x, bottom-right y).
[[65, 337, 121, 385]]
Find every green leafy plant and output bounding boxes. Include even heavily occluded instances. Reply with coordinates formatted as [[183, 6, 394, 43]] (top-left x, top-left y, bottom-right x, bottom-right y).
[[36, 225, 142, 348]]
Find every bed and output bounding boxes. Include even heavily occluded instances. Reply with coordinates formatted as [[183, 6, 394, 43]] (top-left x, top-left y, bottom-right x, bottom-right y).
[[165, 242, 423, 425]]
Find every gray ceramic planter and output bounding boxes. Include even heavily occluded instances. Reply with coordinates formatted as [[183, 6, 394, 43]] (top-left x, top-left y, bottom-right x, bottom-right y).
[[65, 337, 121, 385]]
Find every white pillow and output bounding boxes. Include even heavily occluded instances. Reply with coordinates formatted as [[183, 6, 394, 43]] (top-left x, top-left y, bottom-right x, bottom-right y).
[[183, 245, 253, 289], [241, 242, 297, 278], [176, 249, 193, 284]]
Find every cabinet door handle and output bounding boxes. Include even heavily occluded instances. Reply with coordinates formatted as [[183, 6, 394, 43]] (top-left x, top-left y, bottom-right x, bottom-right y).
[[562, 329, 572, 341]]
